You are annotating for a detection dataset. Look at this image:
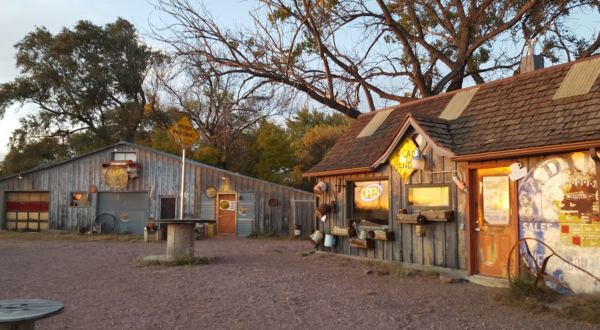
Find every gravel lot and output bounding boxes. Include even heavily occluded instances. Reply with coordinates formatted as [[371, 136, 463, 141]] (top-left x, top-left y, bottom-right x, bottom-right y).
[[0, 235, 595, 330]]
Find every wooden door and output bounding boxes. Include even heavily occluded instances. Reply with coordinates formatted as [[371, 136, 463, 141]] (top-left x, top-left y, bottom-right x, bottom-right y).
[[473, 167, 518, 277], [218, 194, 237, 235], [160, 197, 176, 219]]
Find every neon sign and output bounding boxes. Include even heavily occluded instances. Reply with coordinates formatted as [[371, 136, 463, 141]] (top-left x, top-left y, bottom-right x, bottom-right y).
[[361, 184, 383, 202]]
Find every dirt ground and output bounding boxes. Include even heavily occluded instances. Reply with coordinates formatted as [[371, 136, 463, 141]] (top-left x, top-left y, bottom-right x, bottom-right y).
[[0, 235, 595, 330]]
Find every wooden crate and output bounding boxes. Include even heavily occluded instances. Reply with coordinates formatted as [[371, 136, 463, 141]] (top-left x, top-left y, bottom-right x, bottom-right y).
[[349, 238, 375, 249], [419, 210, 454, 221], [396, 214, 419, 223], [373, 231, 395, 241], [331, 227, 356, 237]]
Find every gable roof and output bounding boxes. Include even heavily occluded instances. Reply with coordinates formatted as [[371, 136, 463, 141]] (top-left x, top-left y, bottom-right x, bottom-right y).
[[304, 55, 600, 177], [0, 141, 311, 194]]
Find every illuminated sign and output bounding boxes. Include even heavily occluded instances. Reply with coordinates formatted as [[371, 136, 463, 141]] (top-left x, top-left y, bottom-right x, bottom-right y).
[[361, 184, 383, 202], [388, 137, 418, 182]]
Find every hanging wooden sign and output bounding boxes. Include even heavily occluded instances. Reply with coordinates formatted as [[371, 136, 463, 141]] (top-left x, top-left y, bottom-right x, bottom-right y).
[[388, 137, 418, 182]]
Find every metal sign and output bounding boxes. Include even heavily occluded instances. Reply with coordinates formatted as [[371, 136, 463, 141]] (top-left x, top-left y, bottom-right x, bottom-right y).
[[388, 137, 417, 182], [168, 116, 200, 148]]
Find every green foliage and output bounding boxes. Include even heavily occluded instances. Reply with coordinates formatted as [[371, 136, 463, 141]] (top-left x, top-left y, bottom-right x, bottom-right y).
[[250, 120, 294, 184], [0, 18, 164, 172]]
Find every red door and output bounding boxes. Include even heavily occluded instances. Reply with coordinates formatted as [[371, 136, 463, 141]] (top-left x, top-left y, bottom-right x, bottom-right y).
[[473, 167, 518, 277], [218, 194, 237, 235]]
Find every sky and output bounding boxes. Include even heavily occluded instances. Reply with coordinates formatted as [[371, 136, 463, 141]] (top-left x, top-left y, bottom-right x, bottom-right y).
[[0, 0, 255, 161], [0, 1, 598, 162]]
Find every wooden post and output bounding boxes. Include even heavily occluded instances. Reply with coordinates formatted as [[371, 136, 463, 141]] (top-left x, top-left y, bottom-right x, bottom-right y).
[[166, 224, 196, 258]]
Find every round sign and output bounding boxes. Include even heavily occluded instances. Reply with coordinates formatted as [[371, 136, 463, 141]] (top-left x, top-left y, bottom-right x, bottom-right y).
[[205, 186, 217, 199], [121, 212, 129, 222], [239, 206, 248, 216], [105, 167, 128, 189], [89, 185, 97, 193]]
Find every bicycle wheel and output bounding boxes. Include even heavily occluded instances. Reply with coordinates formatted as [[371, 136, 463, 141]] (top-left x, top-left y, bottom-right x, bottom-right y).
[[95, 213, 116, 233]]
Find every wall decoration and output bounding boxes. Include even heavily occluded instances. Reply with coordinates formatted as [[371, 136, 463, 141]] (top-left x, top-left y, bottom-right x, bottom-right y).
[[239, 206, 248, 216], [89, 185, 97, 193], [268, 198, 278, 206], [518, 152, 600, 293], [205, 186, 217, 199], [220, 200, 235, 210], [388, 137, 417, 182], [121, 212, 129, 222], [105, 167, 128, 189]]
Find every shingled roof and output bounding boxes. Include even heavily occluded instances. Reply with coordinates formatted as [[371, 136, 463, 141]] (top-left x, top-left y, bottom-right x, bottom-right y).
[[304, 55, 600, 177]]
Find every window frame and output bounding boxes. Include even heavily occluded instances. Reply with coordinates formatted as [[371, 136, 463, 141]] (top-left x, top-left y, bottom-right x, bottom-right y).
[[346, 177, 391, 227], [112, 151, 137, 162], [405, 183, 453, 211], [70, 192, 91, 208]]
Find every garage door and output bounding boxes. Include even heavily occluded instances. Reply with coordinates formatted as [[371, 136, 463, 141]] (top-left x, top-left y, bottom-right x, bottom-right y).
[[5, 192, 50, 231], [97, 193, 148, 234]]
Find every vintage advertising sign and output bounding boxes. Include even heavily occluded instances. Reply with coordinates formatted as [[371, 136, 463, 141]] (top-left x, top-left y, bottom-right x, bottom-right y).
[[483, 176, 510, 225], [168, 116, 200, 148], [105, 167, 128, 189], [388, 137, 417, 182], [518, 152, 600, 293], [219, 200, 235, 211]]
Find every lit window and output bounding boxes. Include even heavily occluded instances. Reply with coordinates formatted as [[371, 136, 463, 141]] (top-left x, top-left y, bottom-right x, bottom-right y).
[[351, 180, 389, 225], [406, 184, 452, 210], [70, 192, 90, 207]]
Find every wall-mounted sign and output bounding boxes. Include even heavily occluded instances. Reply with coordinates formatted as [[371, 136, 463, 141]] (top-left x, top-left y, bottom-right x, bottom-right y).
[[483, 176, 510, 225], [105, 167, 128, 189], [360, 184, 383, 202], [205, 186, 217, 199], [121, 212, 129, 222], [388, 137, 417, 182], [239, 206, 248, 216], [168, 116, 200, 149], [220, 200, 235, 210], [519, 152, 599, 293]]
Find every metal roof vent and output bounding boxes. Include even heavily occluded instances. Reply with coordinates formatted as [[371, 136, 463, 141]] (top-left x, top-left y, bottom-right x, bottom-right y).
[[357, 109, 393, 138], [553, 57, 600, 100], [438, 88, 479, 120]]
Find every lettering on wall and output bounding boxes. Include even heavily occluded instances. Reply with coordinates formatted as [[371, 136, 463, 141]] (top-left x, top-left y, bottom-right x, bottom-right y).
[[518, 152, 600, 293]]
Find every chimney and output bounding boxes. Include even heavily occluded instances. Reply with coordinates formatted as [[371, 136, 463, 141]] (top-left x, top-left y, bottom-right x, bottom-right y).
[[520, 38, 544, 73]]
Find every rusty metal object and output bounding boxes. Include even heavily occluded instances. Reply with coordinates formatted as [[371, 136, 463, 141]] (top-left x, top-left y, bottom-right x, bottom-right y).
[[507, 238, 600, 296]]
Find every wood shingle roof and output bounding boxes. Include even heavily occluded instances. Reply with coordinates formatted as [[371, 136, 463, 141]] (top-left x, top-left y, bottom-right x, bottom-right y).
[[304, 55, 600, 176]]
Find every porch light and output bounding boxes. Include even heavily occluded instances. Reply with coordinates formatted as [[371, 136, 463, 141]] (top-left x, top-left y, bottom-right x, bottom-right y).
[[411, 149, 426, 170], [221, 174, 227, 180]]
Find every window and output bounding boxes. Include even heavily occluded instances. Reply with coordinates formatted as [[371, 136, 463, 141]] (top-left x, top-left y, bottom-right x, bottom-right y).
[[70, 192, 90, 207], [350, 180, 389, 226], [406, 184, 452, 210], [113, 152, 137, 162]]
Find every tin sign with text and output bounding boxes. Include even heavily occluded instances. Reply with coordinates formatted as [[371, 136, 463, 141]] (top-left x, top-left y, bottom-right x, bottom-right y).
[[168, 116, 200, 148]]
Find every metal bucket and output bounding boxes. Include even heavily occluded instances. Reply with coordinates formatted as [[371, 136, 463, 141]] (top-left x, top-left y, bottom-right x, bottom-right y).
[[324, 234, 335, 247], [313, 182, 328, 196], [294, 224, 302, 237], [206, 223, 215, 237], [315, 203, 331, 218], [309, 230, 323, 246]]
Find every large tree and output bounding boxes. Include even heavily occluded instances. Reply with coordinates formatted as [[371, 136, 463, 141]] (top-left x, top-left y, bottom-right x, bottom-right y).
[[154, 0, 600, 118], [0, 18, 165, 145]]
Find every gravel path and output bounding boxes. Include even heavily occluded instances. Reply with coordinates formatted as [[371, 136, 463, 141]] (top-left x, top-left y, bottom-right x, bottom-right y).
[[0, 236, 594, 329]]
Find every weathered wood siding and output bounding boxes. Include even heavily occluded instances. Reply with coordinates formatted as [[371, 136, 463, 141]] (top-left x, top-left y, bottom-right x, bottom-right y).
[[0, 143, 313, 235], [314, 148, 467, 269]]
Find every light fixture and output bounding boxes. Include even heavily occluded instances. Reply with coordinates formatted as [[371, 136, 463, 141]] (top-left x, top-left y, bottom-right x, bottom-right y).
[[17, 175, 22, 180], [221, 174, 226, 180], [114, 146, 118, 152], [411, 149, 426, 170]]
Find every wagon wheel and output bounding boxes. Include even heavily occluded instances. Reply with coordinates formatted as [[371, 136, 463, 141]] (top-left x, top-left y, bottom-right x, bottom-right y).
[[507, 238, 573, 297], [94, 213, 116, 233]]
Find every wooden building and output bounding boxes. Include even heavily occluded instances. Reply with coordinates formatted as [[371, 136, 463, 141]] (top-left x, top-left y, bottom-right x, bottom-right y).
[[0, 142, 313, 237], [303, 55, 600, 292]]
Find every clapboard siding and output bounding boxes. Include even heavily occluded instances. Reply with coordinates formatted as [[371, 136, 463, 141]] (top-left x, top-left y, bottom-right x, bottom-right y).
[[0, 142, 312, 235]]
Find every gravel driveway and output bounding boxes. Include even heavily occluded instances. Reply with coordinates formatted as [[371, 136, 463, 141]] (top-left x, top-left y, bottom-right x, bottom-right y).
[[0, 235, 595, 329]]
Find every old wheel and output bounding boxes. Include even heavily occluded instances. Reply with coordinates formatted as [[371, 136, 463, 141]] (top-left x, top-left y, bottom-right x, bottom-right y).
[[94, 213, 116, 233]]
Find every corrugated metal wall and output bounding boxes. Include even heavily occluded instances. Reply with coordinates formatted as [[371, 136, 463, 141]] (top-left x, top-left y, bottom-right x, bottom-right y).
[[236, 192, 255, 237], [0, 143, 313, 235]]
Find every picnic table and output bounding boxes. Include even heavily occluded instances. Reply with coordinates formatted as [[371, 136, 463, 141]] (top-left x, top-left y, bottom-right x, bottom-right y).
[[0, 299, 64, 330], [148, 219, 216, 259]]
